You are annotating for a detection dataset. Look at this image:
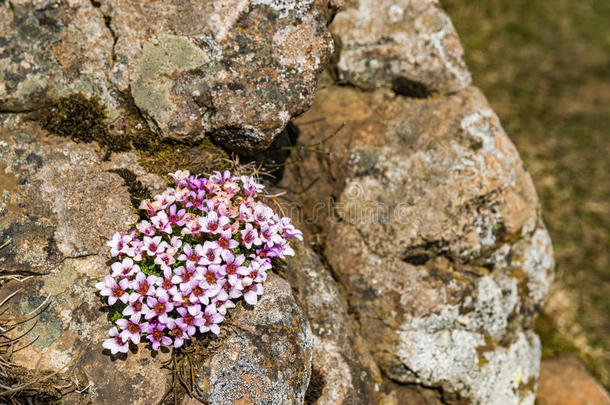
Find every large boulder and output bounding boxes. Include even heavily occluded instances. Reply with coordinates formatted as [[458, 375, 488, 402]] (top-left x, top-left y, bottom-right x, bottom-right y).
[[281, 84, 554, 404], [0, 119, 168, 404]]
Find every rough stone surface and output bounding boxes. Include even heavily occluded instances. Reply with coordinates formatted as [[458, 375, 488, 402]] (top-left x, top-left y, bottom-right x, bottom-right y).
[[332, 0, 471, 94], [0, 118, 316, 404], [282, 84, 554, 404], [0, 118, 170, 404], [0, 0, 115, 112], [537, 356, 610, 405], [190, 272, 313, 405], [283, 240, 382, 404], [0, 0, 334, 153]]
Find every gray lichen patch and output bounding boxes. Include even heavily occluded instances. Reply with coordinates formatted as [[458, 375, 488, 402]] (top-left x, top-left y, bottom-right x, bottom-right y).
[[131, 33, 212, 140]]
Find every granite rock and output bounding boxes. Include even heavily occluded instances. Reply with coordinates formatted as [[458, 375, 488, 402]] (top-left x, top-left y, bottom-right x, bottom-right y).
[[332, 0, 471, 94], [282, 85, 554, 404]]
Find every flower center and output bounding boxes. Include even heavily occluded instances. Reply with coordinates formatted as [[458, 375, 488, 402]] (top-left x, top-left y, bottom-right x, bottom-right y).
[[162, 279, 173, 290], [137, 282, 149, 295], [127, 322, 140, 333], [184, 314, 194, 325], [152, 330, 163, 340], [202, 314, 212, 325], [112, 286, 124, 297], [205, 272, 217, 284], [226, 263, 237, 274], [206, 251, 215, 261], [192, 286, 204, 297], [154, 302, 166, 315], [209, 222, 218, 231], [218, 238, 229, 249], [172, 328, 183, 338]]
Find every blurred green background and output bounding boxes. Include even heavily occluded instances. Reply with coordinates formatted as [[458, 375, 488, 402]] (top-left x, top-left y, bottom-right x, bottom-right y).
[[442, 0, 610, 387]]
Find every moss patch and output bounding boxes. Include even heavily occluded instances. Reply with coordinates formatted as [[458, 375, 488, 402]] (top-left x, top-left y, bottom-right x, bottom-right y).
[[136, 136, 231, 177], [40, 93, 130, 156], [37, 92, 237, 177]]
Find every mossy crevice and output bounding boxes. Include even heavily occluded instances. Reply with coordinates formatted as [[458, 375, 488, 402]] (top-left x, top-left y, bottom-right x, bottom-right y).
[[107, 168, 151, 210], [37, 92, 236, 177], [40, 93, 131, 157]]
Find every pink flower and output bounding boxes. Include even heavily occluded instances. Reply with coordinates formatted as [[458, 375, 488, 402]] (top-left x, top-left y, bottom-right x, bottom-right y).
[[154, 251, 177, 271], [200, 241, 221, 265], [176, 306, 205, 336], [171, 265, 197, 292], [220, 251, 246, 285], [165, 318, 189, 348], [199, 265, 224, 297], [144, 292, 174, 323], [136, 220, 156, 237], [169, 170, 190, 188], [259, 224, 283, 247], [139, 199, 157, 216], [152, 191, 176, 211], [254, 204, 273, 224], [131, 272, 155, 297], [178, 244, 202, 266], [151, 211, 172, 234], [240, 223, 261, 249], [240, 176, 264, 196], [186, 190, 206, 210], [243, 283, 264, 305], [110, 257, 139, 279], [146, 323, 172, 351], [200, 210, 229, 234], [239, 204, 254, 223], [221, 278, 244, 300], [167, 204, 186, 226], [142, 236, 167, 257], [210, 296, 236, 316], [188, 283, 211, 305], [117, 314, 148, 345], [199, 306, 224, 335], [103, 327, 129, 355], [123, 293, 144, 317], [238, 260, 268, 287], [96, 275, 130, 305], [280, 217, 303, 240], [107, 232, 132, 257]]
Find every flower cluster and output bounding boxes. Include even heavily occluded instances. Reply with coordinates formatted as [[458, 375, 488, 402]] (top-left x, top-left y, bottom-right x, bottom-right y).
[[96, 170, 302, 354]]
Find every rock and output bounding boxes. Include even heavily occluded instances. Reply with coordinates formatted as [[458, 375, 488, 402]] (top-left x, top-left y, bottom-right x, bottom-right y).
[[281, 84, 554, 404], [190, 272, 313, 405], [332, 0, 471, 94], [0, 0, 334, 153], [0, 119, 316, 404], [118, 0, 333, 152], [0, 119, 170, 404], [537, 356, 610, 405], [0, 0, 115, 112], [283, 240, 382, 404]]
